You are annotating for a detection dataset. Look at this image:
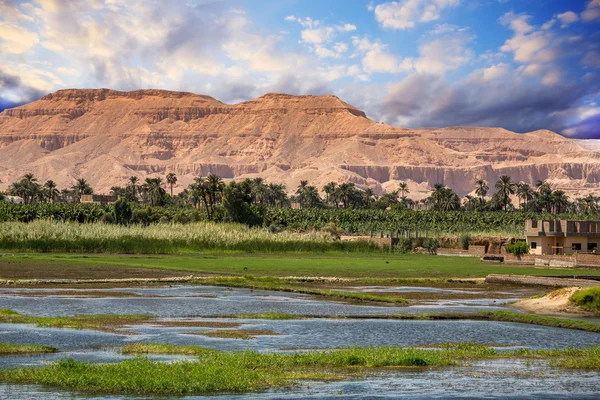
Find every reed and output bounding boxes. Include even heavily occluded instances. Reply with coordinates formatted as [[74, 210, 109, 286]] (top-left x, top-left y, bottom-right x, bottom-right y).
[[0, 221, 377, 254]]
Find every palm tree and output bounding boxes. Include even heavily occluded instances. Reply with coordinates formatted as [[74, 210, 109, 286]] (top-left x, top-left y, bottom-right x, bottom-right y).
[[550, 190, 569, 214], [206, 174, 225, 212], [495, 175, 516, 212], [166, 173, 177, 196], [43, 180, 58, 203], [363, 188, 376, 207], [295, 181, 322, 208], [516, 183, 534, 209], [143, 177, 165, 206], [267, 183, 289, 207], [71, 178, 93, 203], [9, 174, 41, 204], [431, 183, 446, 208], [398, 182, 409, 199], [475, 179, 489, 204], [128, 176, 139, 200], [323, 182, 338, 207]]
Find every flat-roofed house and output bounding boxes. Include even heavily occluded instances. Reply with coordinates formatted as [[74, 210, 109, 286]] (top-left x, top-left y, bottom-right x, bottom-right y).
[[525, 220, 599, 255]]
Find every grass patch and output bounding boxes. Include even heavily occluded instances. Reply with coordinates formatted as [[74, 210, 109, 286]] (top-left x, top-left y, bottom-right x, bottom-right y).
[[0, 344, 58, 355], [3, 343, 600, 394], [569, 287, 600, 314], [0, 309, 151, 334], [120, 343, 214, 356], [228, 312, 301, 320], [151, 320, 241, 328], [6, 252, 600, 280], [191, 329, 282, 340]]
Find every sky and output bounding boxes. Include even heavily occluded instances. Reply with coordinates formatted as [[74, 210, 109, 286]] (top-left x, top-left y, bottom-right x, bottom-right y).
[[0, 0, 599, 138]]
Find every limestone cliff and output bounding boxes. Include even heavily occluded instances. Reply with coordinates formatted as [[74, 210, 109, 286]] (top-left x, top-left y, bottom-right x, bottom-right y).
[[0, 88, 598, 199]]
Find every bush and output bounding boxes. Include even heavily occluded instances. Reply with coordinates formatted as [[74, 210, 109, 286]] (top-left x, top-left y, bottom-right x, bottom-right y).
[[321, 222, 343, 240], [570, 287, 600, 314], [505, 241, 530, 256], [395, 238, 414, 254], [459, 233, 472, 250], [114, 199, 132, 225], [422, 238, 439, 254]]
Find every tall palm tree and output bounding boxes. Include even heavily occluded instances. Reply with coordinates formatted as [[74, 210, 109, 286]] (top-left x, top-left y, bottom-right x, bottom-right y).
[[363, 188, 376, 207], [71, 178, 93, 203], [495, 175, 516, 212], [398, 182, 409, 199], [516, 183, 534, 209], [550, 190, 569, 214], [475, 179, 489, 204], [143, 178, 165, 206], [166, 173, 177, 197], [128, 176, 139, 200], [323, 182, 338, 207], [431, 183, 446, 208], [206, 174, 225, 212], [43, 180, 58, 203]]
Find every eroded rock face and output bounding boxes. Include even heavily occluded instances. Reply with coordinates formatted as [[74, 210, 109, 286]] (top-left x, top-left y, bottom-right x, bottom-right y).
[[0, 88, 598, 198]]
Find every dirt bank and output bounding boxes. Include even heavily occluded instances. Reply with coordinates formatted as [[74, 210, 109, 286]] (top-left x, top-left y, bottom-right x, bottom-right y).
[[512, 287, 595, 317]]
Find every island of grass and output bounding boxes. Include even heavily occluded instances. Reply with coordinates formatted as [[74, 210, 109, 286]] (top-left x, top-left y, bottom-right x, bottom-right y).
[[0, 344, 58, 355], [2, 343, 600, 395]]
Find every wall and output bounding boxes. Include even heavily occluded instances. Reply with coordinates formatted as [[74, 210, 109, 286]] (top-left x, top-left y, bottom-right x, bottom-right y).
[[468, 245, 486, 256], [576, 253, 600, 267]]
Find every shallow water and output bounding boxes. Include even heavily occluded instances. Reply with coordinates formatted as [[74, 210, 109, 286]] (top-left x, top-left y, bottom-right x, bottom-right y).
[[1, 285, 599, 398], [0, 285, 514, 317], [1, 359, 599, 399]]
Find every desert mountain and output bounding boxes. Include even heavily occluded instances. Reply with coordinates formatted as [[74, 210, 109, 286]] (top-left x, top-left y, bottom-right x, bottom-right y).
[[1, 88, 599, 199]]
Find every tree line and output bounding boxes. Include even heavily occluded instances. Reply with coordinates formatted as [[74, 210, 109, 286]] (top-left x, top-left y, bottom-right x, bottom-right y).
[[2, 173, 599, 218]]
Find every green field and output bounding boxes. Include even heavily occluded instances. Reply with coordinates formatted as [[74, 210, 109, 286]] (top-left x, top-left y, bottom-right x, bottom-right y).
[[3, 253, 600, 279]]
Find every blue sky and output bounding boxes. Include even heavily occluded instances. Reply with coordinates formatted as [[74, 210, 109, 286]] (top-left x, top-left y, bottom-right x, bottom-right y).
[[0, 0, 599, 138]]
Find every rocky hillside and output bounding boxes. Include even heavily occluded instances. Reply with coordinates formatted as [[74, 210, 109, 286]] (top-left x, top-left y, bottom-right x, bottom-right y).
[[1, 88, 598, 198]]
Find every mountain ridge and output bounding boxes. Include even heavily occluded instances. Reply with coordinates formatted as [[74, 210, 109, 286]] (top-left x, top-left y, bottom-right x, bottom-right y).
[[0, 88, 598, 199]]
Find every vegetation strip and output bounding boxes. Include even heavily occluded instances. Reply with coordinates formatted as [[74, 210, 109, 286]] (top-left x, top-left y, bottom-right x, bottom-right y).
[[0, 344, 58, 355], [212, 311, 600, 333], [0, 309, 151, 334], [187, 329, 282, 340], [2, 343, 600, 394]]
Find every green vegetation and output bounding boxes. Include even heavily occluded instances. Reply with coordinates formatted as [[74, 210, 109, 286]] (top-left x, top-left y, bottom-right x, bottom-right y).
[[570, 287, 600, 314], [0, 221, 376, 254], [194, 329, 282, 340], [0, 344, 58, 355], [196, 276, 408, 304], [3, 343, 600, 394], [120, 343, 214, 355], [6, 253, 600, 279], [505, 241, 530, 257], [0, 309, 151, 334]]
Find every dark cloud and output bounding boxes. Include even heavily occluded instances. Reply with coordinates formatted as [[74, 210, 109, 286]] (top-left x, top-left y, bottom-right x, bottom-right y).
[[564, 114, 600, 139], [0, 69, 45, 112], [380, 71, 600, 138]]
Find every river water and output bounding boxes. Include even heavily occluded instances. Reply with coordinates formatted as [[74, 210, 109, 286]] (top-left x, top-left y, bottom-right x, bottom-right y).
[[1, 285, 599, 398]]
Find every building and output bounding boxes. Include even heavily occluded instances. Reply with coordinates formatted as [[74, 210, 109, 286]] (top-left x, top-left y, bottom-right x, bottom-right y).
[[525, 219, 599, 255], [1, 195, 24, 204], [81, 194, 116, 205]]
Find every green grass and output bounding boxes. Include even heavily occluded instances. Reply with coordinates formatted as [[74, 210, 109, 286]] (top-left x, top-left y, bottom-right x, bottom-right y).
[[570, 287, 600, 314], [120, 343, 215, 355], [0, 221, 378, 254], [0, 344, 58, 355], [0, 309, 151, 334], [3, 343, 600, 394], [194, 276, 408, 304], [5, 252, 600, 279]]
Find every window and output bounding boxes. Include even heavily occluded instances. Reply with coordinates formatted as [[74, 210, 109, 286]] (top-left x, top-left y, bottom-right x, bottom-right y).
[[589, 243, 598, 252], [531, 221, 538, 228], [592, 223, 598, 233], [572, 243, 582, 251], [530, 242, 537, 249]]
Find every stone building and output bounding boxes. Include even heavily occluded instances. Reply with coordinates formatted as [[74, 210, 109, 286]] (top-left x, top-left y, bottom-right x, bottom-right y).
[[525, 220, 599, 255]]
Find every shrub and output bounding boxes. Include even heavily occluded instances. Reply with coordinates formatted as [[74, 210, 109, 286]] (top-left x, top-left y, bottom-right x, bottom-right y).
[[505, 241, 530, 256], [321, 222, 343, 240], [114, 199, 132, 225], [422, 238, 439, 254], [459, 233, 472, 250], [570, 287, 600, 314], [395, 238, 414, 254]]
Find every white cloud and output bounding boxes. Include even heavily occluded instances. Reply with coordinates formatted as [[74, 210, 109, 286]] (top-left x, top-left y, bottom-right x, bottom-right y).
[[542, 70, 561, 86], [556, 11, 579, 27], [352, 36, 413, 74], [301, 26, 335, 44], [0, 22, 39, 53], [337, 23, 357, 32], [373, 0, 462, 30], [414, 33, 474, 75], [582, 0, 600, 22]]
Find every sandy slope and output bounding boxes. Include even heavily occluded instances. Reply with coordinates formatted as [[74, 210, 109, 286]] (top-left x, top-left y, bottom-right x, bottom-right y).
[[512, 287, 594, 317]]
